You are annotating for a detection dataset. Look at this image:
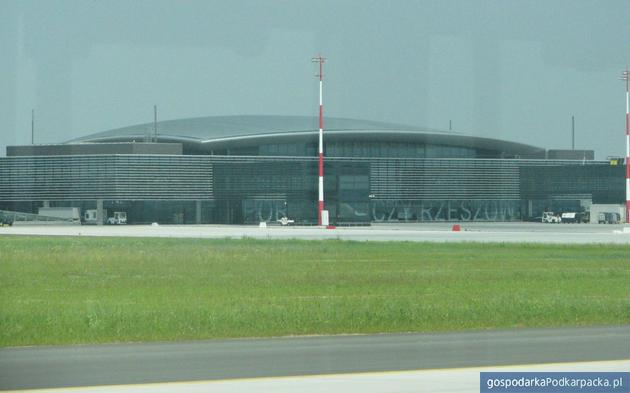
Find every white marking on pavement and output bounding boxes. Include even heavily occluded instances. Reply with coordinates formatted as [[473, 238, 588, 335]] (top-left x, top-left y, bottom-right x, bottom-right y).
[[4, 359, 629, 393]]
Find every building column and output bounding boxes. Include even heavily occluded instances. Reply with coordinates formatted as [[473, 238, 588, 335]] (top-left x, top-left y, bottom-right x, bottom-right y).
[[96, 199, 104, 226], [196, 200, 202, 224], [42, 200, 50, 208]]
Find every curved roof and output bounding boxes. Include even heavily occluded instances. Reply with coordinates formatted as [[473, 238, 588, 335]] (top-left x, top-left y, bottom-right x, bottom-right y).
[[69, 115, 545, 157]]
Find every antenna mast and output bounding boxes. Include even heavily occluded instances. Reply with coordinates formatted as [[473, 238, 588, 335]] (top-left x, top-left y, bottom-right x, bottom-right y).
[[620, 68, 630, 223], [312, 55, 326, 226], [154, 105, 158, 143]]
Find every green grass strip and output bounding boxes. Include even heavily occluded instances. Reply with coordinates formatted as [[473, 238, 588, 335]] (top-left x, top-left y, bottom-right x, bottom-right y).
[[1, 236, 629, 346]]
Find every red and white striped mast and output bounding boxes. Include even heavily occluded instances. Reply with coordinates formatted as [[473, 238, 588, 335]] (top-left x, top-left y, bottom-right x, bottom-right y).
[[621, 68, 630, 223], [312, 55, 326, 225]]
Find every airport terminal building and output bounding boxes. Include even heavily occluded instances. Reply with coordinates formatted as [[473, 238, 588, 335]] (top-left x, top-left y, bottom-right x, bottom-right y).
[[0, 115, 624, 225]]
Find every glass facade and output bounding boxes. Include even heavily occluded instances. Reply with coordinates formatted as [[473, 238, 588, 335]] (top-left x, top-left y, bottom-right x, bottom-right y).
[[212, 158, 369, 224], [0, 154, 624, 225], [370, 199, 521, 222], [257, 142, 479, 158]]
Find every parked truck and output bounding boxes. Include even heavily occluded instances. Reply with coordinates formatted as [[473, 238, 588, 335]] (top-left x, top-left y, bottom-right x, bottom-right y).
[[83, 209, 107, 225], [38, 207, 81, 224]]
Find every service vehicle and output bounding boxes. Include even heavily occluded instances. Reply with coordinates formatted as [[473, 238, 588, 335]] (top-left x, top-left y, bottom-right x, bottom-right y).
[[0, 212, 14, 226], [107, 211, 127, 225], [277, 216, 295, 226], [542, 211, 561, 223], [83, 209, 108, 225], [598, 212, 620, 224]]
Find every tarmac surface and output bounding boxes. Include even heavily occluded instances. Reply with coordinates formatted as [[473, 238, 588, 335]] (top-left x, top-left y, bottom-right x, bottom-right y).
[[1, 326, 629, 391], [2, 222, 630, 244], [3, 360, 628, 393]]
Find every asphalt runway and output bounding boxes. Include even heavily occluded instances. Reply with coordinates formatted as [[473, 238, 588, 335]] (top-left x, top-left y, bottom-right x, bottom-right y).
[[4, 360, 628, 393], [2, 222, 630, 243], [1, 326, 629, 391]]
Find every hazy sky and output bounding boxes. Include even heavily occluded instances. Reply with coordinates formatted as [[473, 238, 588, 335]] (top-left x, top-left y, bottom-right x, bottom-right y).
[[2, 0, 629, 158]]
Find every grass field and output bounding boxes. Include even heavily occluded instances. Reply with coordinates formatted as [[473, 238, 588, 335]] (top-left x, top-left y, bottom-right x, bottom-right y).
[[1, 236, 629, 347]]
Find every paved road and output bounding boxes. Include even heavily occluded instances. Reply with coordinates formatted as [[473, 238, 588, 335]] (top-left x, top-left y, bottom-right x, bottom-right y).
[[2, 223, 630, 244], [1, 326, 629, 390], [4, 361, 629, 393]]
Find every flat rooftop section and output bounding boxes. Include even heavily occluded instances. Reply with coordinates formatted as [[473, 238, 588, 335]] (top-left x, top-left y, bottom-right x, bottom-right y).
[[7, 142, 183, 156], [547, 149, 594, 160]]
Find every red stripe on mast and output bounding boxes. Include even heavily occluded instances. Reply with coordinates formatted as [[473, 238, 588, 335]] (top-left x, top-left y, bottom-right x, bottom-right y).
[[624, 69, 630, 223], [319, 152, 323, 175], [312, 55, 326, 225], [319, 106, 323, 130]]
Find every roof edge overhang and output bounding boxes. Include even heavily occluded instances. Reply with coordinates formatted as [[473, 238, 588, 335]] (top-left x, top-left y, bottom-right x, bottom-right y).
[[77, 130, 543, 156], [193, 130, 543, 155]]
